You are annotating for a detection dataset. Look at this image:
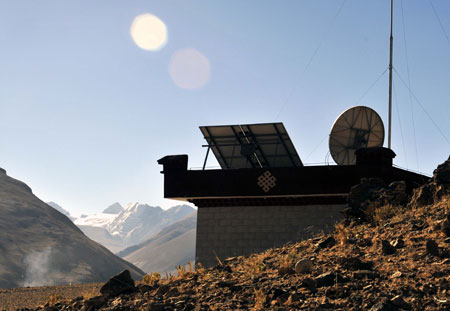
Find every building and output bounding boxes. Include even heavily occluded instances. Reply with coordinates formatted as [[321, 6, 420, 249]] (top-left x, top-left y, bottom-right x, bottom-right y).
[[158, 122, 427, 267]]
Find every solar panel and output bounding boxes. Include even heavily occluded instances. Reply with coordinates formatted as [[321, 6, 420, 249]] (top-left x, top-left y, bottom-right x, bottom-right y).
[[199, 123, 303, 169]]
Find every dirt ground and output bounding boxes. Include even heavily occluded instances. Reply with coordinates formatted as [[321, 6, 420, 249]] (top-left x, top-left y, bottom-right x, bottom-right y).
[[0, 283, 101, 311]]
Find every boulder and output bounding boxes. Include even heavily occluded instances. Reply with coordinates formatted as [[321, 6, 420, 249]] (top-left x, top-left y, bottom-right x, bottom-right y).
[[409, 156, 450, 208], [294, 258, 313, 274], [433, 156, 450, 186], [100, 270, 137, 297], [409, 183, 435, 207], [381, 240, 396, 255], [426, 239, 440, 257], [317, 237, 336, 249], [346, 179, 408, 222], [338, 257, 374, 270], [314, 272, 346, 288], [443, 215, 450, 237]]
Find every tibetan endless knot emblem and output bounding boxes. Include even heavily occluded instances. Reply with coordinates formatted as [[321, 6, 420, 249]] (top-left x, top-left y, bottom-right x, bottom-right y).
[[257, 171, 277, 193]]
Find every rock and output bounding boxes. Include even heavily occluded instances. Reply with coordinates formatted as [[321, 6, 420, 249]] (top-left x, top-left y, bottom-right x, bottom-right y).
[[267, 287, 288, 300], [409, 184, 435, 207], [370, 301, 398, 311], [346, 178, 385, 220], [314, 272, 346, 288], [0, 168, 6, 175], [353, 270, 379, 280], [301, 277, 317, 289], [390, 295, 411, 310], [391, 271, 402, 278], [410, 220, 426, 231], [156, 284, 170, 296], [317, 236, 336, 249], [83, 295, 107, 310], [392, 238, 405, 249], [100, 270, 137, 297], [346, 179, 410, 223], [443, 215, 450, 237], [295, 258, 313, 274], [315, 272, 336, 287], [217, 280, 232, 288], [426, 239, 440, 257], [440, 249, 450, 258], [387, 181, 408, 205], [278, 266, 294, 276], [165, 287, 180, 297], [381, 240, 396, 255], [136, 283, 154, 293], [359, 238, 373, 247], [338, 256, 374, 270], [433, 156, 450, 186]]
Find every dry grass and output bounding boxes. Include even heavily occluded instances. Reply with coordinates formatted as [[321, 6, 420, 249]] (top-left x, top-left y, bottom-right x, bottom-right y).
[[252, 288, 266, 310], [335, 222, 350, 245], [365, 203, 405, 224], [244, 251, 272, 276], [175, 265, 186, 278], [47, 294, 62, 305], [141, 272, 161, 286], [81, 288, 98, 300]]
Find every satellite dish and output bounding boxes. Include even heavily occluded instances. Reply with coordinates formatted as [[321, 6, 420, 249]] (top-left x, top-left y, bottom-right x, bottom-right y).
[[329, 106, 385, 165]]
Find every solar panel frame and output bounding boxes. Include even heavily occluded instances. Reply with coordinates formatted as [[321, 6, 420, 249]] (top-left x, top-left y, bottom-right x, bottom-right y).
[[200, 123, 303, 169]]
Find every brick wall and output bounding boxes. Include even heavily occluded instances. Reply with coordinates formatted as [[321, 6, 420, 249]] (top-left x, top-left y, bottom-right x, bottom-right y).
[[195, 204, 345, 267]]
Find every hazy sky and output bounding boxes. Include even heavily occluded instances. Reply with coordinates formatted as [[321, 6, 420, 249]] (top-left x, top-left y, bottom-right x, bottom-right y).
[[1, 1, 449, 217]]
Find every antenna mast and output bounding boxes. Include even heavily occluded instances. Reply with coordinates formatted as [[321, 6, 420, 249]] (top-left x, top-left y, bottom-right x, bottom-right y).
[[388, 0, 394, 149]]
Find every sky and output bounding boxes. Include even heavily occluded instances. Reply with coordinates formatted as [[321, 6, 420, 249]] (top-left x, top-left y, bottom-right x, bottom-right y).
[[0, 0, 449, 217]]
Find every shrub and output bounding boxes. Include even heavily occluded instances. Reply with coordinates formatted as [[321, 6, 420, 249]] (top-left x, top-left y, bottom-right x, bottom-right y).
[[142, 272, 161, 285]]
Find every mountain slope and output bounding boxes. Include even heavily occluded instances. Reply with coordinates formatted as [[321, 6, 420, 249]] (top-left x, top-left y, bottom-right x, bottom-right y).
[[106, 203, 194, 247], [103, 202, 123, 214], [46, 201, 76, 221], [71, 203, 195, 253], [0, 168, 144, 289], [118, 212, 196, 273], [74, 212, 126, 253]]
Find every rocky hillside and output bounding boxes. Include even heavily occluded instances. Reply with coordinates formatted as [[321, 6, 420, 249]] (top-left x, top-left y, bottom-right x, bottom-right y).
[[0, 168, 145, 289], [21, 156, 450, 310], [118, 212, 196, 274]]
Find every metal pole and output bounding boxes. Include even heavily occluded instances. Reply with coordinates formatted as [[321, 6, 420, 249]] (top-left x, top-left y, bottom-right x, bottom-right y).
[[202, 146, 210, 170], [388, 0, 394, 149]]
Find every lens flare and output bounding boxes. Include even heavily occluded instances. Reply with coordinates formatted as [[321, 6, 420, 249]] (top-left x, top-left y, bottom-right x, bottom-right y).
[[130, 14, 167, 51], [169, 48, 211, 90]]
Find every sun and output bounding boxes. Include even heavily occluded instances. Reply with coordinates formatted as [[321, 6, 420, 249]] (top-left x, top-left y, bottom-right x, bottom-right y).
[[130, 14, 167, 51]]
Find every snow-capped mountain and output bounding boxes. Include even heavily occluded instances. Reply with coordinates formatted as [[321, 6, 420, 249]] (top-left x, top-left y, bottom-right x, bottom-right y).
[[74, 212, 117, 228], [118, 212, 197, 274], [103, 202, 124, 214], [46, 201, 77, 221], [59, 202, 195, 253], [107, 203, 195, 246]]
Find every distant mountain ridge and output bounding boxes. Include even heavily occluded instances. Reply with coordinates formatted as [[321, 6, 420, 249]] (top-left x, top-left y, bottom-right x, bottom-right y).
[[0, 168, 144, 289], [68, 202, 195, 253], [119, 212, 197, 274], [46, 201, 77, 221], [103, 202, 124, 214], [108, 203, 194, 246]]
